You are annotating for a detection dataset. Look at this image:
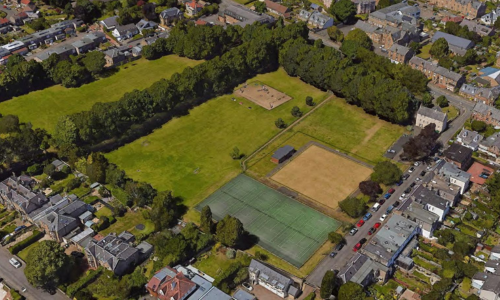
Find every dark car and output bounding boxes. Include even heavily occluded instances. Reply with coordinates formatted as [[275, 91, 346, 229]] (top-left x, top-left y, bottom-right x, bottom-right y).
[[334, 242, 344, 251], [396, 180, 403, 186], [393, 201, 400, 207], [368, 227, 376, 235], [404, 187, 411, 193], [403, 174, 410, 180], [378, 199, 386, 205], [420, 171, 426, 176], [359, 238, 367, 245], [410, 182, 416, 188], [330, 252, 337, 258]]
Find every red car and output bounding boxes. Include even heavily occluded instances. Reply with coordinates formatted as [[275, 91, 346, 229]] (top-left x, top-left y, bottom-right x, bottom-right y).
[[374, 222, 381, 229], [356, 220, 365, 227], [353, 243, 362, 252], [388, 188, 395, 194]]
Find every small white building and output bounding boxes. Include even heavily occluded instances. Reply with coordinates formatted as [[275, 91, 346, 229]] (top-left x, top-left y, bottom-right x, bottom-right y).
[[248, 260, 298, 298], [456, 128, 483, 151]]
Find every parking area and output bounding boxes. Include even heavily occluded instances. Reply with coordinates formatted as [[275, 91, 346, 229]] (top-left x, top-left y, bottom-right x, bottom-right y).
[[384, 134, 411, 159]]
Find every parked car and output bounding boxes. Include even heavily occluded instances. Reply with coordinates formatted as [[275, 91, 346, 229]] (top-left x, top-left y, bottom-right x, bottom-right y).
[[334, 242, 344, 251], [242, 282, 253, 291], [399, 194, 406, 200], [378, 199, 386, 205], [363, 213, 372, 221], [359, 238, 367, 244], [414, 161, 420, 166], [368, 227, 376, 235], [404, 187, 412, 193], [14, 225, 26, 233], [329, 252, 337, 258], [388, 188, 395, 194], [403, 174, 410, 180], [374, 222, 381, 229], [394, 201, 400, 207], [349, 228, 358, 236], [9, 258, 21, 269], [408, 167, 415, 173], [356, 220, 365, 227], [416, 177, 421, 182], [384, 193, 391, 199], [410, 182, 416, 188], [396, 180, 403, 186], [380, 214, 387, 222], [353, 243, 362, 252], [387, 149, 395, 153], [420, 171, 426, 176], [372, 203, 381, 212], [386, 205, 394, 214]]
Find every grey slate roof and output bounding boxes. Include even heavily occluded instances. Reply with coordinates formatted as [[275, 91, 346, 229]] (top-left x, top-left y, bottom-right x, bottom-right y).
[[417, 106, 447, 123], [355, 20, 379, 34], [233, 289, 256, 300], [389, 44, 412, 56], [438, 161, 471, 182], [431, 31, 474, 55], [482, 273, 500, 294], [411, 185, 448, 210], [272, 145, 294, 160], [100, 16, 118, 29], [200, 287, 232, 300], [86, 232, 140, 274], [338, 253, 370, 284], [443, 143, 473, 165], [249, 259, 292, 292], [409, 56, 463, 82], [222, 5, 274, 27], [474, 102, 500, 122], [187, 275, 213, 300], [460, 19, 493, 36], [39, 212, 79, 237], [160, 7, 182, 18], [457, 128, 483, 149], [60, 200, 87, 218], [460, 84, 500, 101]]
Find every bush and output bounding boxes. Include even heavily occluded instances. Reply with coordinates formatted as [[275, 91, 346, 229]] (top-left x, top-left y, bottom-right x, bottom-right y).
[[226, 248, 236, 259], [66, 178, 81, 191], [275, 118, 287, 129], [66, 268, 102, 297], [291, 106, 303, 117], [339, 197, 366, 218], [328, 232, 343, 244], [255, 251, 268, 261], [304, 292, 316, 300], [471, 120, 486, 132], [9, 230, 44, 254], [305, 96, 315, 106], [436, 95, 449, 108]]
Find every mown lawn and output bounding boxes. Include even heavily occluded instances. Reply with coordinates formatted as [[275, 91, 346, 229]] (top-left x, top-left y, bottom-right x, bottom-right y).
[[106, 68, 329, 208], [418, 43, 432, 59], [0, 55, 201, 133], [17, 242, 39, 262], [99, 209, 154, 236]]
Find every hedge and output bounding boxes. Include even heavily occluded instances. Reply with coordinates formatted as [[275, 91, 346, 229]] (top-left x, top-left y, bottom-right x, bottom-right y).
[[66, 268, 103, 297], [9, 230, 44, 255]]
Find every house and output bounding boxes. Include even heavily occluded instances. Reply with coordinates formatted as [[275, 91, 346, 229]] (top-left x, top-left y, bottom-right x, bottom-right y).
[[409, 56, 465, 91], [200, 287, 233, 300], [51, 159, 65, 171], [104, 48, 128, 67], [248, 260, 296, 298], [472, 102, 500, 127], [421, 171, 461, 205], [474, 272, 500, 299], [308, 11, 334, 29], [473, 272, 492, 289], [459, 84, 500, 106], [0, 176, 48, 221], [400, 289, 421, 300], [36, 199, 89, 242], [442, 15, 464, 24], [146, 266, 197, 300], [409, 185, 450, 221], [435, 161, 471, 194], [491, 245, 500, 261], [400, 200, 440, 238], [431, 31, 474, 56], [429, 0, 485, 19], [0, 18, 11, 34], [218, 5, 274, 27], [338, 253, 390, 287], [479, 132, 500, 157], [456, 128, 483, 151], [477, 67, 500, 87], [100, 16, 119, 31], [444, 143, 473, 171], [159, 7, 183, 27], [186, 0, 204, 16], [70, 227, 94, 249], [415, 106, 447, 133], [72, 32, 106, 54], [467, 162, 494, 185], [388, 44, 413, 64], [233, 289, 256, 300], [460, 19, 494, 36], [33, 45, 77, 62], [361, 214, 419, 267], [85, 231, 153, 275], [112, 24, 140, 41], [352, 0, 376, 15], [481, 7, 500, 25], [136, 19, 157, 33], [485, 260, 500, 275], [264, 0, 290, 18], [368, 3, 420, 28], [271, 145, 295, 164]]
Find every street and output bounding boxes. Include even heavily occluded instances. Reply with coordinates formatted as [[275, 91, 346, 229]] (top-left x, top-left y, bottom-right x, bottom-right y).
[[0, 247, 69, 300]]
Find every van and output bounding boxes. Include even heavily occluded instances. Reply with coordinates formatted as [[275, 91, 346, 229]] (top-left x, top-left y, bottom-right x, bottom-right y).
[[9, 258, 21, 268], [372, 203, 381, 212]]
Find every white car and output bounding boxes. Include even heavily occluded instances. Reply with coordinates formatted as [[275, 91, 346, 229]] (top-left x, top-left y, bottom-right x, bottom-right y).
[[242, 282, 253, 291], [399, 194, 406, 200], [9, 258, 21, 268], [379, 214, 387, 222], [414, 162, 420, 166], [416, 177, 421, 181]]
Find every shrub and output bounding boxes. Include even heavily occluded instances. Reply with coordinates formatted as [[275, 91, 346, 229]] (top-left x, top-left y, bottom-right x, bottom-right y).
[[305, 96, 315, 106], [339, 197, 366, 218], [304, 292, 316, 300], [66, 268, 102, 297], [275, 118, 287, 129], [471, 120, 486, 132], [9, 230, 44, 254], [226, 248, 236, 259]]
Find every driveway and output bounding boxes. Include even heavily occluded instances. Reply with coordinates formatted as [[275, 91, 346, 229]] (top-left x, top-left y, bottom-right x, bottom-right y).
[[0, 247, 69, 300]]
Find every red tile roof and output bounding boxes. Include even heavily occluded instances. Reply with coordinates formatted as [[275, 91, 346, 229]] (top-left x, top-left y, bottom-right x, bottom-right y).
[[0, 18, 9, 25], [147, 267, 196, 300], [17, 12, 28, 18], [186, 0, 203, 9], [20, 0, 32, 5], [195, 19, 207, 25], [442, 16, 463, 23], [467, 162, 494, 185]]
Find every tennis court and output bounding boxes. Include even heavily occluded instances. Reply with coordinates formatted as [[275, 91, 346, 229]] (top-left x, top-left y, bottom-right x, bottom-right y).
[[196, 174, 341, 267]]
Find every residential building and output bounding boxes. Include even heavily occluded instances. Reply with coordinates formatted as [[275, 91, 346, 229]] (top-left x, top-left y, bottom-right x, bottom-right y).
[[159, 7, 183, 27], [460, 84, 500, 106], [248, 260, 296, 298], [400, 289, 421, 300], [0, 176, 48, 221], [100, 16, 119, 30], [70, 227, 94, 249], [492, 245, 500, 261], [72, 32, 106, 54], [415, 106, 447, 132], [409, 185, 450, 221], [362, 214, 418, 267], [146, 266, 197, 300], [429, 0, 485, 19], [85, 231, 153, 275], [444, 143, 473, 170], [104, 48, 128, 67], [352, 0, 376, 15], [271, 145, 295, 164], [9, 12, 29, 26], [436, 161, 471, 194], [264, 0, 290, 18], [307, 11, 334, 29], [368, 3, 420, 28], [200, 287, 233, 300], [233, 289, 256, 300], [0, 18, 11, 34], [422, 168, 462, 205], [218, 5, 274, 27], [409, 56, 465, 90], [33, 45, 76, 62], [478, 67, 500, 87], [354, 20, 419, 48], [400, 201, 440, 238], [388, 44, 413, 64], [485, 260, 500, 274], [456, 128, 483, 151], [480, 132, 500, 157], [460, 19, 494, 36], [467, 162, 494, 186], [473, 272, 500, 299], [136, 19, 157, 33], [338, 253, 390, 287], [431, 31, 474, 56], [442, 15, 464, 24], [481, 7, 500, 25], [112, 24, 140, 41], [186, 0, 204, 16], [472, 102, 500, 127], [473, 272, 492, 289]]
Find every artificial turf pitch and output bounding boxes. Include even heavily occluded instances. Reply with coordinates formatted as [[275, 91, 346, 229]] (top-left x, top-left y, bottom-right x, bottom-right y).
[[196, 174, 341, 267]]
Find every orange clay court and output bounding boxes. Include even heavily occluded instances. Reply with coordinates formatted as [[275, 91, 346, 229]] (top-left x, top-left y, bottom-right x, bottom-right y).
[[271, 145, 372, 209], [235, 81, 292, 110]]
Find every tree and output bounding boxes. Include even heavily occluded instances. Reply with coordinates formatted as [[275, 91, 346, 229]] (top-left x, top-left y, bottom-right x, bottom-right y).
[[338, 282, 365, 300], [330, 0, 356, 23], [0, 115, 20, 134], [327, 26, 344, 42], [401, 123, 440, 161], [328, 232, 343, 244], [320, 270, 335, 299], [339, 197, 366, 218], [216, 215, 244, 248], [495, 17, 500, 30], [254, 1, 266, 13], [436, 95, 449, 108], [409, 41, 422, 54], [86, 153, 108, 183], [430, 38, 450, 59], [200, 205, 213, 234], [291, 106, 303, 117], [149, 191, 179, 231], [305, 96, 315, 106], [82, 51, 106, 75], [275, 118, 287, 129], [453, 241, 472, 256], [438, 56, 454, 69], [43, 163, 56, 177], [371, 161, 402, 185], [376, 0, 390, 9], [230, 147, 242, 160], [358, 180, 381, 197], [466, 295, 480, 300], [24, 240, 73, 291], [436, 229, 455, 245], [471, 120, 486, 132], [345, 28, 372, 50], [53, 115, 78, 147], [422, 92, 433, 108]]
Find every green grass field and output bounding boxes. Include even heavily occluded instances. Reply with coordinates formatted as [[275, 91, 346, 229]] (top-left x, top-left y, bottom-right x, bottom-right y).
[[100, 209, 154, 236], [197, 174, 340, 267], [0, 56, 200, 133], [418, 43, 432, 59], [106, 68, 329, 208]]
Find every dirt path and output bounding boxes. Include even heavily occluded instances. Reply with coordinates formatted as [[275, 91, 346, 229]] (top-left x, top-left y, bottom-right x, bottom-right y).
[[350, 122, 383, 154], [241, 94, 334, 171]]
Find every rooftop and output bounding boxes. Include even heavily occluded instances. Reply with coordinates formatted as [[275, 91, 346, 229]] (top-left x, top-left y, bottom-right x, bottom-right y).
[[443, 143, 473, 165], [467, 162, 494, 185], [417, 106, 447, 123]]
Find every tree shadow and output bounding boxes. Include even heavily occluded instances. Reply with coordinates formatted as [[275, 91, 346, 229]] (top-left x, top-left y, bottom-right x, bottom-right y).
[[238, 232, 259, 250]]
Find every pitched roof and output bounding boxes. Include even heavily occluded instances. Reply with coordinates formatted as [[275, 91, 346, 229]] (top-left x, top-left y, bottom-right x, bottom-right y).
[[431, 31, 474, 51], [409, 56, 463, 82], [474, 102, 500, 122], [147, 267, 196, 300], [417, 106, 447, 123], [160, 7, 182, 18], [389, 44, 412, 56], [264, 0, 289, 14], [271, 145, 294, 160], [233, 289, 256, 300], [186, 0, 203, 9], [248, 260, 293, 292], [443, 143, 473, 164]]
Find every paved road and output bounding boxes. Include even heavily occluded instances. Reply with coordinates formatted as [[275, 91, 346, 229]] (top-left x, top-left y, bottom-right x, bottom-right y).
[[0, 247, 69, 300]]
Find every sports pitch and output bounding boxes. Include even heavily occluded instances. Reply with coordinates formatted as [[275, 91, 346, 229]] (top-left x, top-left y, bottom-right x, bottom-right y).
[[234, 81, 292, 110], [271, 145, 372, 209], [196, 174, 340, 267]]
